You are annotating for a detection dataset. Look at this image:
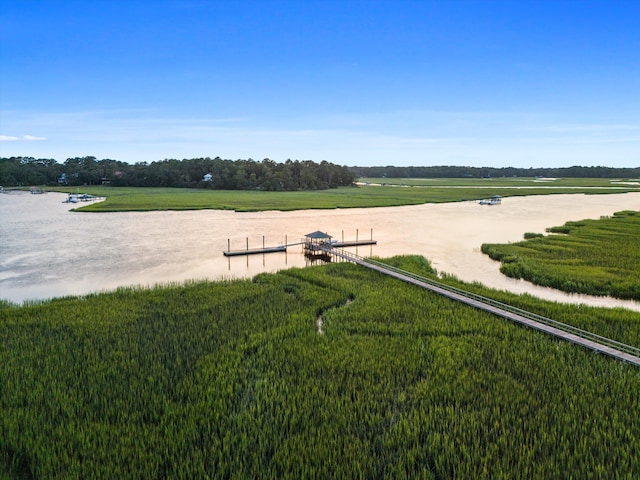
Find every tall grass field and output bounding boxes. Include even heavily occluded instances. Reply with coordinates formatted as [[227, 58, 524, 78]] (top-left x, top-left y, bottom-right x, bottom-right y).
[[2, 256, 639, 479], [44, 177, 640, 212], [482, 210, 640, 300]]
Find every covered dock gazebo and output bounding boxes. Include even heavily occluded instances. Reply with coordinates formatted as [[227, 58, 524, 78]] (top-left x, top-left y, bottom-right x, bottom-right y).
[[303, 231, 333, 259], [304, 230, 332, 248]]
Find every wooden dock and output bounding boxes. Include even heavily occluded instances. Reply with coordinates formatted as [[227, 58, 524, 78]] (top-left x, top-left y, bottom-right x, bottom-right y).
[[332, 240, 377, 247], [302, 229, 376, 260], [322, 245, 640, 367], [224, 229, 377, 258], [223, 245, 287, 257], [223, 236, 300, 257]]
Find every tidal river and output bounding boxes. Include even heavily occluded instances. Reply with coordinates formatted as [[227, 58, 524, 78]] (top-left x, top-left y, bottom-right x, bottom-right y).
[[1, 191, 639, 311]]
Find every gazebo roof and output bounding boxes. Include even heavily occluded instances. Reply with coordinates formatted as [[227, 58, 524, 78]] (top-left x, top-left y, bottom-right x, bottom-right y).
[[305, 230, 332, 239]]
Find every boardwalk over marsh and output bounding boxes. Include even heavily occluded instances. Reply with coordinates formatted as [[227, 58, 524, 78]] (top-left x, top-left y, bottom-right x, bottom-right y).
[[323, 246, 640, 367]]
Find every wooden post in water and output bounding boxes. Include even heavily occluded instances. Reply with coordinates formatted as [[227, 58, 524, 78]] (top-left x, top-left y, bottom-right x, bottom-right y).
[[371, 228, 373, 240], [342, 230, 344, 242], [228, 238, 230, 253], [356, 229, 359, 242], [246, 237, 249, 252], [263, 236, 265, 249]]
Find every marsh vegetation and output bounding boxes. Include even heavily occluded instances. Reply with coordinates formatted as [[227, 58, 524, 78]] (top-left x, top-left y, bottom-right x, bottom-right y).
[[482, 210, 640, 300], [49, 178, 640, 213], [2, 256, 639, 478]]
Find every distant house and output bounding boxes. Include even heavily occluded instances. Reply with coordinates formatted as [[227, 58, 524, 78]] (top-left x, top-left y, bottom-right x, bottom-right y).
[[203, 173, 213, 182], [58, 173, 68, 185]]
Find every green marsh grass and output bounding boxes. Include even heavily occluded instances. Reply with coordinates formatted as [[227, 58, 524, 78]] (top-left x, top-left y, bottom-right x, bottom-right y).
[[482, 210, 640, 300], [358, 176, 640, 188], [2, 257, 639, 478], [47, 179, 640, 212]]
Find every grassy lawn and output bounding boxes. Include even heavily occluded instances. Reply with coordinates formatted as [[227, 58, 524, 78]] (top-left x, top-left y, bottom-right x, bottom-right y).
[[47, 177, 640, 212]]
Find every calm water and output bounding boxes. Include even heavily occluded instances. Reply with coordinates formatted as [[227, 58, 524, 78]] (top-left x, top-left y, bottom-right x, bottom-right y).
[[1, 190, 640, 311]]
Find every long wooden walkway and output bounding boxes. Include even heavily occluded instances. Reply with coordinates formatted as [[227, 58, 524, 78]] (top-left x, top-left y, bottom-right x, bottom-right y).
[[323, 246, 640, 367]]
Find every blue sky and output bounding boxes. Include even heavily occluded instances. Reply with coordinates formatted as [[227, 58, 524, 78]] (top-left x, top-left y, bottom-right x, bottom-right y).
[[1, 0, 639, 167]]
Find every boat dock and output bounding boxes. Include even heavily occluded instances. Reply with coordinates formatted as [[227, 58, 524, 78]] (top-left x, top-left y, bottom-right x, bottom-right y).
[[223, 236, 295, 257], [332, 239, 377, 247], [303, 229, 376, 256], [223, 229, 376, 257], [223, 245, 287, 257], [221, 229, 640, 366]]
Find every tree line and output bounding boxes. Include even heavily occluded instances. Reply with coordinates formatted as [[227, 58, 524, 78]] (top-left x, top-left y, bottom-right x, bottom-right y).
[[350, 164, 640, 178], [3, 157, 637, 190], [0, 156, 356, 191]]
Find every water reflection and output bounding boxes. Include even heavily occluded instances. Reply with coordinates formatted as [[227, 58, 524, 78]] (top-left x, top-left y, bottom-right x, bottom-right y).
[[1, 190, 639, 311]]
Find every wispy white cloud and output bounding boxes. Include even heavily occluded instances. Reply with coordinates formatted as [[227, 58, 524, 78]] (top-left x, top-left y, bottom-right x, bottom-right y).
[[517, 123, 640, 146], [541, 123, 640, 133], [1, 107, 638, 167], [0, 134, 47, 141]]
